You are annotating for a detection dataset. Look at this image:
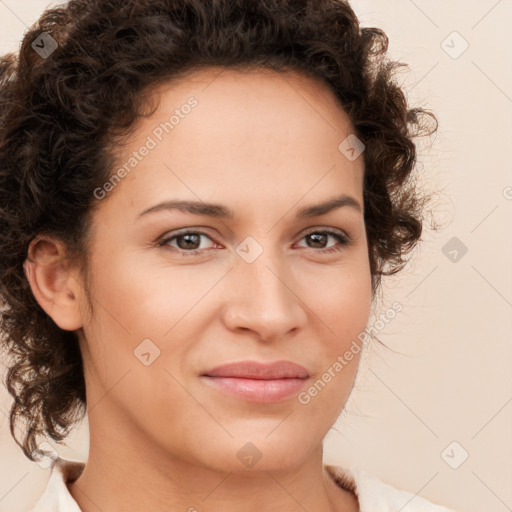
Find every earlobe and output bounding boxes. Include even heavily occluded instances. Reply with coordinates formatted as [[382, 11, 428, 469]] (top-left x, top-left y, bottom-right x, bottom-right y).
[[24, 236, 84, 331]]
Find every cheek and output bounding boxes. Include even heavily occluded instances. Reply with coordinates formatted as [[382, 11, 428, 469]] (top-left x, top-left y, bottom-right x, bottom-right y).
[[293, 247, 372, 400], [299, 352, 361, 417], [80, 248, 218, 390], [84, 247, 193, 338], [294, 250, 372, 337]]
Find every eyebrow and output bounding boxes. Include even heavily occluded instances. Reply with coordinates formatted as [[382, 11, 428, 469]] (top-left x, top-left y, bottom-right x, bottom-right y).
[[137, 193, 362, 220]]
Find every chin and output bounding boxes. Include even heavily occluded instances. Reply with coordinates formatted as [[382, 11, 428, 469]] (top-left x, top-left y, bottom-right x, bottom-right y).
[[211, 436, 314, 474]]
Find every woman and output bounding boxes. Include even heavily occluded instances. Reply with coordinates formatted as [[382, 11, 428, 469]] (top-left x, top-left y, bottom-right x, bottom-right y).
[[0, 0, 453, 510]]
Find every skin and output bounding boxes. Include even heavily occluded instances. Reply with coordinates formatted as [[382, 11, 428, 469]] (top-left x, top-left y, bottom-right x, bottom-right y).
[[25, 67, 372, 512]]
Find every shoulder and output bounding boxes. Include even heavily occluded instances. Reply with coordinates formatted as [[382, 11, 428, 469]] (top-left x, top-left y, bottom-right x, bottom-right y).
[[29, 458, 84, 512], [325, 464, 457, 512]]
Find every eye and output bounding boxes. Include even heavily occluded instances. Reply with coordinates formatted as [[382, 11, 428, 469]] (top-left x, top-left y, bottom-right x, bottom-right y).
[[295, 229, 351, 254], [157, 227, 351, 257], [158, 230, 217, 256]]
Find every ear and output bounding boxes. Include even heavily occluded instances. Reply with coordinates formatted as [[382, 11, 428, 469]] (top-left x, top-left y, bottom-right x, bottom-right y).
[[23, 235, 85, 331]]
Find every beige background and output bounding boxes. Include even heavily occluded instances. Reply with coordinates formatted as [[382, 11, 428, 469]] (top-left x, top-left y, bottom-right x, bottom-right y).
[[0, 1, 511, 511]]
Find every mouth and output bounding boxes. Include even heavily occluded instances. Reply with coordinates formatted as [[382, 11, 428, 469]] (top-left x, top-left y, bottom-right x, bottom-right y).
[[200, 360, 310, 403]]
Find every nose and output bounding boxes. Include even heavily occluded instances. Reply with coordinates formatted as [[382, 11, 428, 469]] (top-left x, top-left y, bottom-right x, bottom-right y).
[[221, 247, 308, 342]]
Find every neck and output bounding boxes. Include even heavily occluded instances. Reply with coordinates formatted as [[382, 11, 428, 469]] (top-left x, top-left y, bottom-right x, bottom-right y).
[[68, 417, 357, 512]]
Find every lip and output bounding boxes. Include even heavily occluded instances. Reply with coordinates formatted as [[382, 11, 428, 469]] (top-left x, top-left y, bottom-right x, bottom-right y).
[[202, 360, 310, 379], [200, 360, 310, 403]]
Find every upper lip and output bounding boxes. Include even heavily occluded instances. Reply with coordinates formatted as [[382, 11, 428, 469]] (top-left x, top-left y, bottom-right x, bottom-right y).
[[202, 360, 310, 379]]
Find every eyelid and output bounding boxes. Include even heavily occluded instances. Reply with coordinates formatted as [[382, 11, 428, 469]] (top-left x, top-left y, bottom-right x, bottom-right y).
[[300, 225, 349, 238], [158, 224, 349, 240], [157, 228, 218, 249]]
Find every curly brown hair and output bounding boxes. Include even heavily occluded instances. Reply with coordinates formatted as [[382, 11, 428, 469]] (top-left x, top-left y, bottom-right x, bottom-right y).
[[0, 0, 437, 462]]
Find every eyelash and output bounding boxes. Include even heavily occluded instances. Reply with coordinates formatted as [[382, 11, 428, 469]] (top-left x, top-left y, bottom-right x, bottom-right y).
[[157, 228, 351, 257]]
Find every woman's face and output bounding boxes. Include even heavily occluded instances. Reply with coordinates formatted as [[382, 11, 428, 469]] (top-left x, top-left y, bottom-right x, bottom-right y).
[[76, 67, 372, 472]]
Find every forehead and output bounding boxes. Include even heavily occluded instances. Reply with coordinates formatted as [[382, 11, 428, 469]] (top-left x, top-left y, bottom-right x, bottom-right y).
[[150, 65, 354, 134], [100, 66, 364, 220]]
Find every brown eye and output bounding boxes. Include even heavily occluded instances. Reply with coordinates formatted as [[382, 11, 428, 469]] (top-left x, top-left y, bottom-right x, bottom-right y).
[[159, 230, 216, 256], [297, 229, 351, 254]]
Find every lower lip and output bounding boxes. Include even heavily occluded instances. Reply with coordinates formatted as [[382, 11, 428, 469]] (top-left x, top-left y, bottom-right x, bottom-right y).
[[201, 376, 309, 403]]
